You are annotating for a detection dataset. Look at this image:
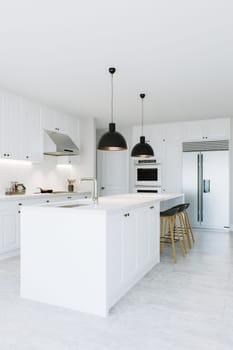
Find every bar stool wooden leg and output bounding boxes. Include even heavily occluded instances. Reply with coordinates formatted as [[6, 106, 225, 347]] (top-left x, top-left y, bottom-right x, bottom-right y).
[[160, 218, 165, 253], [173, 217, 186, 257], [184, 210, 195, 243], [168, 217, 176, 263], [177, 213, 187, 253], [180, 212, 192, 249]]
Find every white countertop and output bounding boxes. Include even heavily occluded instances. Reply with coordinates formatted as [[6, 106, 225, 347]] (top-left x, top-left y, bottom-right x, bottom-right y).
[[35, 193, 184, 214], [0, 191, 90, 201]]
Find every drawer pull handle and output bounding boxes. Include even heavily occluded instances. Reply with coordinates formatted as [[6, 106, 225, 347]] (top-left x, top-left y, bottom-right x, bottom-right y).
[[150, 206, 154, 209], [18, 203, 22, 206], [124, 213, 130, 217]]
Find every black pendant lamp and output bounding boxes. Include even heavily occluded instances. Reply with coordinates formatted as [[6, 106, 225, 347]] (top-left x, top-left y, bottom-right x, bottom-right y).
[[98, 67, 127, 151], [131, 93, 154, 158]]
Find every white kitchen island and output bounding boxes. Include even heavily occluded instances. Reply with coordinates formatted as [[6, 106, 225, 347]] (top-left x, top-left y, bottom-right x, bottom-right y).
[[20, 193, 183, 317]]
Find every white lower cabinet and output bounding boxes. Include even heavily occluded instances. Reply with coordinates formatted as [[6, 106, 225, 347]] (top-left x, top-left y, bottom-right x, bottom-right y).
[[107, 203, 159, 307], [122, 209, 137, 282], [0, 193, 90, 258], [0, 203, 19, 256]]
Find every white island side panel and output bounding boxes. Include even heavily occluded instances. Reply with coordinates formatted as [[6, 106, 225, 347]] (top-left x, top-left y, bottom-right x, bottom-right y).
[[20, 207, 108, 316]]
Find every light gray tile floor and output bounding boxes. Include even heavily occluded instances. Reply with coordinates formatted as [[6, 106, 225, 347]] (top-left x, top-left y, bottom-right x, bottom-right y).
[[0, 230, 232, 350]]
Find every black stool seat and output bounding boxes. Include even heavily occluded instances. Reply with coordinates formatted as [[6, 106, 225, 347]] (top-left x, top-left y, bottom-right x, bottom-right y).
[[160, 207, 179, 217], [171, 203, 190, 212]]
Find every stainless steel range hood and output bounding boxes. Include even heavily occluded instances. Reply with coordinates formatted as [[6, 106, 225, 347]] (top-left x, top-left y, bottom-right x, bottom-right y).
[[43, 130, 80, 156]]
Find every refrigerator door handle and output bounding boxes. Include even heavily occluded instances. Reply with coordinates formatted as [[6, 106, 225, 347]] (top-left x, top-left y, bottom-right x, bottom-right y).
[[200, 153, 204, 222], [197, 153, 204, 223], [197, 154, 200, 222], [203, 179, 210, 193]]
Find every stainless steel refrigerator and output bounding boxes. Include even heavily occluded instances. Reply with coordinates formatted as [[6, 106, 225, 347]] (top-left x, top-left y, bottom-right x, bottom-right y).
[[182, 140, 229, 230]]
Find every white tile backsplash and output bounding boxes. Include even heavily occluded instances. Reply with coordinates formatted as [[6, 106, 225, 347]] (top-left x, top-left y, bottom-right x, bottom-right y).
[[0, 156, 74, 195]]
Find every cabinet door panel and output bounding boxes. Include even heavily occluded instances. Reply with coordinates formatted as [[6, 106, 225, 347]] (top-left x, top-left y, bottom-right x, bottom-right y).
[[20, 99, 42, 161], [137, 205, 158, 270], [122, 210, 137, 282], [0, 207, 19, 254], [41, 107, 79, 146], [0, 93, 21, 159], [202, 151, 229, 229], [3, 214, 17, 248], [163, 140, 182, 193], [56, 114, 79, 143], [41, 106, 57, 131], [107, 213, 123, 298], [148, 205, 158, 261], [137, 207, 150, 270], [97, 150, 128, 196]]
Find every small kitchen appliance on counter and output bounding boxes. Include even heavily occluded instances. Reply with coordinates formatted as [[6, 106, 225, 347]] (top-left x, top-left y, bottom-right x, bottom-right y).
[[37, 187, 53, 194], [5, 182, 26, 195], [67, 179, 76, 192]]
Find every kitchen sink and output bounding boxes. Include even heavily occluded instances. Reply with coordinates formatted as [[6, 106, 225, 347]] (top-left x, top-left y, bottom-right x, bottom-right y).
[[58, 204, 89, 208]]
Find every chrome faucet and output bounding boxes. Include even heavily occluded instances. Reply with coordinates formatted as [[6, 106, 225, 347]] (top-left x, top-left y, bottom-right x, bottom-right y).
[[80, 177, 98, 204]]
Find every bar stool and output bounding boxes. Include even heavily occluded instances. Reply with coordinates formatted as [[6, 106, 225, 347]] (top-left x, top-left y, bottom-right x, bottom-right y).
[[183, 203, 195, 243], [172, 203, 195, 249], [172, 204, 190, 250], [160, 207, 186, 263]]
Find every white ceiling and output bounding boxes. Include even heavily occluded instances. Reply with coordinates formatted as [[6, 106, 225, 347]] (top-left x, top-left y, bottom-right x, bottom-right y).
[[0, 0, 232, 128]]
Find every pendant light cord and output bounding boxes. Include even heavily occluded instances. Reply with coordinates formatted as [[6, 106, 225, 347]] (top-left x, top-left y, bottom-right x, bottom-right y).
[[141, 98, 144, 136], [111, 73, 113, 123]]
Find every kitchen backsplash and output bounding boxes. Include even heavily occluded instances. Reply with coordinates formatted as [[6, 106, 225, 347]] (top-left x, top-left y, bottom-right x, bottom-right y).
[[0, 156, 81, 195]]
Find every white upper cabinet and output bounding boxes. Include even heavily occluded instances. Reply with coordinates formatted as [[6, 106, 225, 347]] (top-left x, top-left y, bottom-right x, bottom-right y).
[[40, 106, 57, 131], [56, 114, 79, 144], [0, 92, 42, 162], [19, 98, 42, 162], [0, 90, 80, 162], [41, 107, 79, 143], [180, 119, 230, 141], [145, 124, 165, 163], [0, 92, 21, 159]]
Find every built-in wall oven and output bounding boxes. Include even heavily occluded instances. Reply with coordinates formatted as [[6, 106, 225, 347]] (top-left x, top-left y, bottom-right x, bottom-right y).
[[134, 159, 161, 187], [133, 186, 162, 194]]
